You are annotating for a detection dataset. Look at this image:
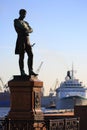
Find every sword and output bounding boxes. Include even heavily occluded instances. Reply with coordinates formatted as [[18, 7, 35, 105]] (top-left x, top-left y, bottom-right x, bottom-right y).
[[31, 43, 36, 47]]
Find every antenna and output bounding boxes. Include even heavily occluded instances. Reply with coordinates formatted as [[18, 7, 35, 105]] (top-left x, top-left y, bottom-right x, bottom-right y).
[[71, 62, 76, 79]]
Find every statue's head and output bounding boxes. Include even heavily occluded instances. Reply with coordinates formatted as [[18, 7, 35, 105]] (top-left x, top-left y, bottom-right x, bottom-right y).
[[19, 9, 26, 15], [19, 9, 27, 19]]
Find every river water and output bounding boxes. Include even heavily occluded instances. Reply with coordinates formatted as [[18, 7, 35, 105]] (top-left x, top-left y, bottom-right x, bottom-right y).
[[0, 107, 10, 117]]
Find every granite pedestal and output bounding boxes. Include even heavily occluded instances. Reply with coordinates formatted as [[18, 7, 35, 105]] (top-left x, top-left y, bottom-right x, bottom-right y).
[[8, 76, 44, 120]]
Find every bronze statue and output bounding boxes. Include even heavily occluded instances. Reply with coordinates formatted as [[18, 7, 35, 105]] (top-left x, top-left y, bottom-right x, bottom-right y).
[[14, 9, 38, 76]]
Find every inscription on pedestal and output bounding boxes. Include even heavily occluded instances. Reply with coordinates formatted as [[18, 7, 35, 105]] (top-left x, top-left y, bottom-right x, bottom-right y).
[[35, 92, 40, 109]]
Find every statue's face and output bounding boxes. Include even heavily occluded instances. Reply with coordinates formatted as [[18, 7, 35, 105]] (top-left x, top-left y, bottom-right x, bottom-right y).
[[20, 12, 26, 19]]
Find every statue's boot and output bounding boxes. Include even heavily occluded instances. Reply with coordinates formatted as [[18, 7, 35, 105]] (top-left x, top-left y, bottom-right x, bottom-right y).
[[21, 70, 27, 76], [29, 70, 38, 77], [28, 58, 38, 76]]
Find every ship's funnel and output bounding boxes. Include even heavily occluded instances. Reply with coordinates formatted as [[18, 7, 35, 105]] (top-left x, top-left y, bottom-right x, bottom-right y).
[[67, 71, 71, 79]]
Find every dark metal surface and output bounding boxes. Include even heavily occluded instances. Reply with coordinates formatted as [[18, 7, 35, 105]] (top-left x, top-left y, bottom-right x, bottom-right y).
[[0, 117, 79, 130]]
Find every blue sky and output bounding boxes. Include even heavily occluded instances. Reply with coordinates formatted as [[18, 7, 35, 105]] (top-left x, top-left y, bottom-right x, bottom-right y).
[[0, 0, 87, 95]]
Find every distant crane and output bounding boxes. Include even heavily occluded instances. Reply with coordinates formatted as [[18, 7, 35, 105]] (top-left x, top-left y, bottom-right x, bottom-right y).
[[36, 61, 43, 74], [0, 77, 4, 91], [35, 61, 44, 96], [0, 86, 2, 91], [0, 77, 4, 86], [54, 78, 59, 91], [49, 78, 59, 97], [48, 79, 59, 108], [4, 76, 13, 89], [0, 76, 12, 91]]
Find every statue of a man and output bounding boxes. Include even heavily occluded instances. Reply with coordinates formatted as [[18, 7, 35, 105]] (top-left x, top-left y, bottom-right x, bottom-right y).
[[14, 9, 38, 76]]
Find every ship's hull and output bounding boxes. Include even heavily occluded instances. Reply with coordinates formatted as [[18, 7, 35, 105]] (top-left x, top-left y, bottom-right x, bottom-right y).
[[56, 96, 87, 110], [0, 92, 10, 107]]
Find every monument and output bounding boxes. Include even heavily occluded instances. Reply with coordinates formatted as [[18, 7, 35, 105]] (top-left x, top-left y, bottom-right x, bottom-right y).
[[7, 9, 45, 130], [14, 9, 38, 77]]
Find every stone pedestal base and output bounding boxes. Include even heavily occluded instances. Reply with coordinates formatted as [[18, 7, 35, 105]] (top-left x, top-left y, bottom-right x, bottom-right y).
[[8, 76, 44, 120]]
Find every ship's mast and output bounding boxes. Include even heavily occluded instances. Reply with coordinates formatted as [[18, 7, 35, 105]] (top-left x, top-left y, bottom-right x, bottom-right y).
[[71, 63, 74, 80], [71, 63, 75, 79], [66, 63, 75, 80]]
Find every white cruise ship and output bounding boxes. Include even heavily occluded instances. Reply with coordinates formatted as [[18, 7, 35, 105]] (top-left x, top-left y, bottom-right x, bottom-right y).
[[56, 67, 87, 109]]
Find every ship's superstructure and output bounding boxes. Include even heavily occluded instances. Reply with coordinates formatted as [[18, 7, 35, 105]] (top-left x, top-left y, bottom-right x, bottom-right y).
[[56, 67, 87, 109]]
